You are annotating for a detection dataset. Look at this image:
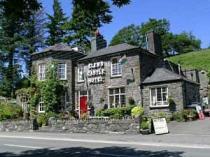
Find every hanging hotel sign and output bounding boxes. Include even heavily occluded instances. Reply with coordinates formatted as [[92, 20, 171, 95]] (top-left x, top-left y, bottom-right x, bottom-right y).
[[87, 61, 105, 84]]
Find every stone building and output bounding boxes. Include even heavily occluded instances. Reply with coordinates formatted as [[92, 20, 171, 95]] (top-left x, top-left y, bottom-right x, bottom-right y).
[[31, 44, 85, 112], [31, 31, 201, 117], [74, 32, 200, 116]]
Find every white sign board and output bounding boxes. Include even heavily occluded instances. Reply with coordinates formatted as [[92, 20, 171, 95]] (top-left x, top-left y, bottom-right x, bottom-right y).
[[153, 118, 169, 135]]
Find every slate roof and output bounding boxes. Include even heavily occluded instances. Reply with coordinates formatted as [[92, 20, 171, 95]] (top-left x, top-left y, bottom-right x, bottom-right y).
[[80, 43, 139, 60], [143, 68, 182, 84], [142, 67, 199, 85], [32, 43, 85, 60], [32, 43, 74, 55]]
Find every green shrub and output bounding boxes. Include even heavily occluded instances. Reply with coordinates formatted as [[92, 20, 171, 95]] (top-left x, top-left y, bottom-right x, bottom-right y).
[[37, 114, 48, 127], [140, 117, 150, 130], [172, 111, 184, 122], [131, 106, 144, 118], [96, 105, 136, 119], [182, 109, 197, 120], [172, 109, 197, 122], [0, 102, 23, 121]]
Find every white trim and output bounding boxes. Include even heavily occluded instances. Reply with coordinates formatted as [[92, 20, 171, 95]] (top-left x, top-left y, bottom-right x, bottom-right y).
[[111, 57, 122, 77], [77, 90, 88, 118], [77, 66, 85, 82], [58, 63, 67, 80], [38, 63, 46, 81], [38, 97, 45, 113], [149, 86, 169, 108], [108, 87, 126, 108]]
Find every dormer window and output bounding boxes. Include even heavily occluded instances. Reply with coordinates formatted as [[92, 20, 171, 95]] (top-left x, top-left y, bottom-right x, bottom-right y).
[[38, 63, 46, 81], [58, 63, 67, 80], [111, 58, 122, 77]]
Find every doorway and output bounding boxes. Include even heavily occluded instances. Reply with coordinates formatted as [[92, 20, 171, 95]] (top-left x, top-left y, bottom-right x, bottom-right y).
[[79, 91, 88, 117]]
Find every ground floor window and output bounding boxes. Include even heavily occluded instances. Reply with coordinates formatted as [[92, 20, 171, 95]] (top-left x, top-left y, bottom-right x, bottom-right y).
[[38, 97, 45, 113], [150, 87, 168, 107], [109, 87, 126, 108]]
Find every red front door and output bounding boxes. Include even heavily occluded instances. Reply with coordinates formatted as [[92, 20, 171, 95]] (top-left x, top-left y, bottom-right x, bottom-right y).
[[80, 96, 87, 115]]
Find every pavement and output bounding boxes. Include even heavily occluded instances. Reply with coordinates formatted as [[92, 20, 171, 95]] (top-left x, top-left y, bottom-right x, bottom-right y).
[[0, 118, 210, 157]]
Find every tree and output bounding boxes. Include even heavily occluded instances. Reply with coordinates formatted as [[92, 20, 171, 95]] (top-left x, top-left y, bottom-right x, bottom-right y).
[[170, 32, 201, 54], [46, 0, 67, 46], [64, 0, 131, 51], [21, 9, 46, 75], [110, 24, 142, 46], [0, 0, 41, 97], [110, 18, 201, 56]]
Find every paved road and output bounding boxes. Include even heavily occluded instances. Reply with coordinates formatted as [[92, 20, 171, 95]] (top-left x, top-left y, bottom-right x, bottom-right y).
[[0, 132, 210, 157]]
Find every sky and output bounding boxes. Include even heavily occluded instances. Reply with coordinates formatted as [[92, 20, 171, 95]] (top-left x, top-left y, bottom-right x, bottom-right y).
[[41, 0, 210, 48]]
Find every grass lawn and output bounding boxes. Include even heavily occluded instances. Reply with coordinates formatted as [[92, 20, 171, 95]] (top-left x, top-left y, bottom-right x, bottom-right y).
[[167, 49, 210, 75]]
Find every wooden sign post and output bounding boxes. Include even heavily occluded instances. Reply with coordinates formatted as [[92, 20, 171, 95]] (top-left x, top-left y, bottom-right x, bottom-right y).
[[153, 118, 169, 135]]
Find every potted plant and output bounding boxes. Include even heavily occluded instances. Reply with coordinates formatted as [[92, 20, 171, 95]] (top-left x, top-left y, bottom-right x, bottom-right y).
[[139, 117, 150, 135]]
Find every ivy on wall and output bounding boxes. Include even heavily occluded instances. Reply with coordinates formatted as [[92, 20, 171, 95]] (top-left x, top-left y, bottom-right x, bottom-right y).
[[16, 62, 64, 119]]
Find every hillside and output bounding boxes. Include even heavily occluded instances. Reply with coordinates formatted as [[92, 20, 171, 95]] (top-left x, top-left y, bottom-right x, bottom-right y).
[[167, 49, 210, 74]]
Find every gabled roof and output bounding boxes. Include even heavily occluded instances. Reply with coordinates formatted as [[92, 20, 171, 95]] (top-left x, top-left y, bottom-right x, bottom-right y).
[[80, 43, 140, 60], [143, 68, 183, 84]]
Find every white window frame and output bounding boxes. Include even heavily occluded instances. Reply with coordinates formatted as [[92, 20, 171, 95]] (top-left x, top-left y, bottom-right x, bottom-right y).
[[108, 87, 126, 108], [38, 64, 46, 81], [111, 58, 122, 77], [150, 86, 169, 108], [38, 97, 45, 113], [78, 66, 85, 82], [57, 63, 67, 80]]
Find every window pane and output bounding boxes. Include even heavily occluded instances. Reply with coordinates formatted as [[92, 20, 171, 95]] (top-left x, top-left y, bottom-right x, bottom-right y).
[[115, 95, 119, 107], [80, 91, 87, 96], [58, 63, 66, 79], [78, 66, 84, 81], [109, 89, 114, 94], [109, 96, 114, 108], [162, 87, 167, 93], [151, 88, 156, 106], [120, 87, 125, 94], [115, 88, 119, 94], [157, 88, 162, 101], [120, 95, 126, 107], [111, 58, 122, 76], [162, 93, 167, 101]]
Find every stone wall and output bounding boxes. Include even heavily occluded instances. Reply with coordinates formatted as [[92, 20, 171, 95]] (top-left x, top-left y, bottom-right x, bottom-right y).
[[0, 120, 32, 132], [0, 119, 139, 134], [184, 81, 200, 106], [75, 51, 142, 111], [142, 81, 184, 115]]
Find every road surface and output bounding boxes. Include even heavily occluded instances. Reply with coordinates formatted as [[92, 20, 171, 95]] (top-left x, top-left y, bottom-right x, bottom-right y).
[[0, 132, 210, 157]]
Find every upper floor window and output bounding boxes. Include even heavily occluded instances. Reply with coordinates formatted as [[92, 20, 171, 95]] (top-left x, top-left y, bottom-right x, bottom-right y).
[[78, 66, 85, 82], [150, 87, 168, 107], [38, 64, 46, 81], [111, 58, 122, 77], [109, 87, 126, 108], [58, 63, 67, 80]]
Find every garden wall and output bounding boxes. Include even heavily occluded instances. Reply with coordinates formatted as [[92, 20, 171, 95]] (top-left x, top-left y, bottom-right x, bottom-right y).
[[0, 118, 139, 134]]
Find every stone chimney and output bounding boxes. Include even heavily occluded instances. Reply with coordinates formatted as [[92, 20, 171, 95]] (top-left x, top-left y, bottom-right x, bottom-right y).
[[91, 29, 107, 52], [146, 31, 162, 56]]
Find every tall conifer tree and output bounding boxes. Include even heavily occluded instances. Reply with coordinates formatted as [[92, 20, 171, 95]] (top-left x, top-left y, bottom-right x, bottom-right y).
[[46, 0, 67, 46]]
